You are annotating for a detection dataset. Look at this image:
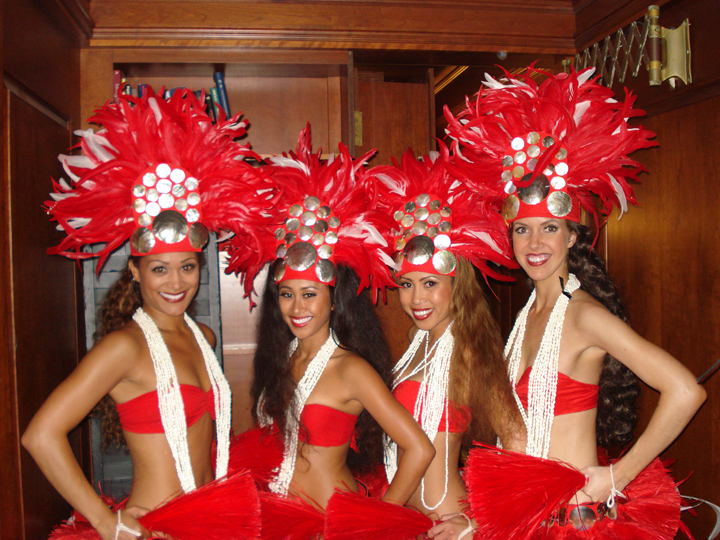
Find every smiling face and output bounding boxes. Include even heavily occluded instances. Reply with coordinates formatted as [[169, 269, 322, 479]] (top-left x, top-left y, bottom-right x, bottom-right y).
[[511, 217, 576, 284], [129, 252, 200, 319], [397, 271, 453, 339], [277, 279, 333, 342]]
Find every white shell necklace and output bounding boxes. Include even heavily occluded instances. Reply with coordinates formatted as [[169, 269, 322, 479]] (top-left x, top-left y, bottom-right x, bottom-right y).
[[267, 330, 339, 496], [384, 323, 454, 510], [132, 307, 231, 493], [506, 274, 581, 459]]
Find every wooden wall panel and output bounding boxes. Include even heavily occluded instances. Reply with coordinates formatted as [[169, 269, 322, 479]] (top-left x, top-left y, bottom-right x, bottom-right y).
[[3, 0, 81, 126], [354, 76, 432, 360], [87, 0, 576, 53], [6, 93, 87, 539], [605, 95, 720, 539]]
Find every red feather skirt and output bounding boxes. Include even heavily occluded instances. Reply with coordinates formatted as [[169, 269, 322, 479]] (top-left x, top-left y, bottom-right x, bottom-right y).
[[49, 470, 261, 540], [464, 444, 692, 540], [225, 424, 284, 489]]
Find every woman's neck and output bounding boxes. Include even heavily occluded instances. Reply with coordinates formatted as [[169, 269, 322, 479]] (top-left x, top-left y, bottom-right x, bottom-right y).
[[532, 269, 570, 311], [141, 305, 187, 332], [427, 316, 453, 344], [294, 326, 332, 362]]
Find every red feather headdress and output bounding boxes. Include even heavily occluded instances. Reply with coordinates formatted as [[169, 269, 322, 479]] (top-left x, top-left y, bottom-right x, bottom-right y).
[[370, 146, 516, 281], [47, 87, 276, 270], [223, 124, 397, 302], [443, 66, 657, 226]]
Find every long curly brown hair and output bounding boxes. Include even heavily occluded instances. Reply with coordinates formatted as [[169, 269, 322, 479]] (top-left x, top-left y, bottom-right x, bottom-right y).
[[448, 257, 525, 452], [566, 222, 640, 450], [93, 256, 143, 448]]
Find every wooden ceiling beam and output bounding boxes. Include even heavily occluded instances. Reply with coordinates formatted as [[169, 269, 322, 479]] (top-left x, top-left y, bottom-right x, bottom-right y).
[[88, 1, 576, 54]]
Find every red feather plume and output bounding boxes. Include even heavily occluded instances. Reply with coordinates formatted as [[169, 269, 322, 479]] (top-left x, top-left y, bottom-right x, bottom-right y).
[[258, 491, 325, 540], [324, 489, 433, 540], [443, 66, 657, 226], [223, 124, 397, 303], [225, 425, 284, 489], [47, 87, 276, 272], [371, 146, 517, 280], [464, 443, 586, 540], [50, 471, 261, 540]]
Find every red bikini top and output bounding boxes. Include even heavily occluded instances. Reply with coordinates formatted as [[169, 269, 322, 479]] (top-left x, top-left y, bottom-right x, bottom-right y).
[[116, 384, 216, 434], [515, 367, 599, 415], [298, 403, 358, 447], [393, 380, 471, 433]]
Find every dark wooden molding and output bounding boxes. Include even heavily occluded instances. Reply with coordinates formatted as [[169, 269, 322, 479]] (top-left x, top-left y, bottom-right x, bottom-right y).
[[90, 28, 576, 54], [89, 1, 575, 53]]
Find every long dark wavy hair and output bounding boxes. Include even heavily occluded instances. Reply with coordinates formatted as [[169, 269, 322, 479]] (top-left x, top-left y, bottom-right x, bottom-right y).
[[566, 222, 640, 450], [448, 258, 525, 452], [93, 256, 144, 448], [252, 264, 393, 474]]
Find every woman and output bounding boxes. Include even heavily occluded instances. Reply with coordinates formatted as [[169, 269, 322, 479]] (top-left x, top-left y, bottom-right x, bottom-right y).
[[444, 67, 706, 539], [368, 149, 525, 540], [223, 127, 435, 538], [22, 88, 273, 540]]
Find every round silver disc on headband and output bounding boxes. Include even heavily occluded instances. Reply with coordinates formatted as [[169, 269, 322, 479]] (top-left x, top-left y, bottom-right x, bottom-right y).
[[393, 251, 404, 268], [318, 244, 333, 259], [289, 204, 303, 217], [393, 210, 405, 222], [433, 250, 456, 274], [298, 226, 313, 241], [314, 219, 329, 233], [403, 235, 434, 265], [276, 244, 287, 258], [427, 213, 441, 225], [315, 259, 336, 283], [133, 198, 147, 213], [404, 201, 417, 213], [412, 221, 428, 235], [301, 211, 317, 226], [503, 194, 520, 221], [429, 200, 441, 211], [317, 205, 331, 219], [142, 173, 157, 187], [546, 191, 573, 217], [434, 234, 451, 250], [527, 132, 541, 144], [325, 231, 338, 244], [328, 216, 340, 228], [286, 218, 301, 231], [156, 178, 172, 194], [312, 233, 324, 246], [427, 226, 439, 238], [542, 136, 555, 148], [438, 221, 452, 234], [138, 213, 152, 227], [133, 185, 147, 197], [131, 227, 156, 254], [189, 223, 209, 249], [517, 175, 550, 205], [285, 241, 317, 272], [502, 155, 513, 167], [275, 228, 286, 241], [401, 214, 414, 228], [395, 238, 406, 251], [175, 199, 188, 212], [172, 184, 186, 198], [416, 193, 430, 207], [284, 232, 297, 244], [184, 177, 198, 191], [273, 259, 286, 281], [153, 210, 188, 244], [415, 207, 429, 221], [304, 196, 320, 211]]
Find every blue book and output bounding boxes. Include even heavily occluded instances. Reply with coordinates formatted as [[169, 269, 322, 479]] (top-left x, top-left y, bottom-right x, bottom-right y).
[[213, 72, 231, 117], [138, 84, 148, 98]]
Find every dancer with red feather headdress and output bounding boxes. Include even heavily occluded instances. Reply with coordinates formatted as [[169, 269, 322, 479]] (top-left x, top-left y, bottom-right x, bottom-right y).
[[445, 66, 704, 540], [223, 125, 435, 540], [23, 87, 273, 540]]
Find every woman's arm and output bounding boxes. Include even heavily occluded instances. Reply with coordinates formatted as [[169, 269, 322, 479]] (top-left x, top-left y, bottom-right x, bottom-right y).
[[342, 357, 435, 505], [21, 330, 149, 540], [575, 302, 706, 501]]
